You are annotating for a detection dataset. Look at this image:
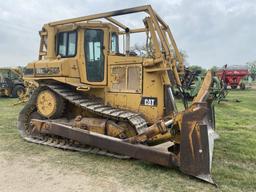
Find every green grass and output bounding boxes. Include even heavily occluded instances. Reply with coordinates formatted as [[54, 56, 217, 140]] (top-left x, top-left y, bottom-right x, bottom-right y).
[[0, 90, 256, 192]]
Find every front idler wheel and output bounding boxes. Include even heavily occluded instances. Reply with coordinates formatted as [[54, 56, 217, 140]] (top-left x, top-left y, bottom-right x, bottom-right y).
[[36, 89, 65, 119]]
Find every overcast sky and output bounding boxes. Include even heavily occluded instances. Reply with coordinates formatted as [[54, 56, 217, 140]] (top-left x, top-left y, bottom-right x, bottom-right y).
[[0, 0, 255, 68]]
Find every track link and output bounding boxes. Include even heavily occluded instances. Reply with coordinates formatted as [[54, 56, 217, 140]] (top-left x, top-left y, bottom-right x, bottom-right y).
[[47, 84, 148, 134], [18, 85, 148, 159]]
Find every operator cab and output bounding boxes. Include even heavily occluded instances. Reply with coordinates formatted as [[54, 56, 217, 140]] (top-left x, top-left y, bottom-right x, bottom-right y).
[[52, 22, 144, 88], [53, 22, 124, 85]]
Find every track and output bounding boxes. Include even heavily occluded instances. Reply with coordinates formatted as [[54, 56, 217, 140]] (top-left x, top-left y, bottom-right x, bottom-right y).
[[18, 84, 148, 159]]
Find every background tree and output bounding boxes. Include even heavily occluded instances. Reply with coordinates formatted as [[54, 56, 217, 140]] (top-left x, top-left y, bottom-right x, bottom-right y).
[[188, 65, 207, 75], [177, 49, 189, 66], [210, 65, 218, 73]]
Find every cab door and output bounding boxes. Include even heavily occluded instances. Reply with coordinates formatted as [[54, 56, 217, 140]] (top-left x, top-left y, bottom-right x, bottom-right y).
[[81, 28, 107, 85]]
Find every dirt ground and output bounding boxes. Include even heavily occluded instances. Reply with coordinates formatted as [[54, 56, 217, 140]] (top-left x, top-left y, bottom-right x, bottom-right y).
[[250, 82, 256, 89], [0, 153, 142, 192]]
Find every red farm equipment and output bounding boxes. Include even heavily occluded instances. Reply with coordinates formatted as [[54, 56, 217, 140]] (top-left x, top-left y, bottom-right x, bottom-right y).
[[216, 65, 249, 90]]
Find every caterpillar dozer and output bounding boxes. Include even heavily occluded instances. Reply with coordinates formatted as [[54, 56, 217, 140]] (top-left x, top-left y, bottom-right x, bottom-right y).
[[19, 5, 218, 184]]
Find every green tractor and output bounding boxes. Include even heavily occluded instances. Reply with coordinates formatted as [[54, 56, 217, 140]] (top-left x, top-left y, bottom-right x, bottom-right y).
[[181, 69, 202, 99], [174, 68, 227, 103]]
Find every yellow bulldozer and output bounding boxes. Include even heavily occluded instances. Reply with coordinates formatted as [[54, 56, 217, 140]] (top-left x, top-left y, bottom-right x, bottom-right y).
[[0, 68, 25, 98], [19, 5, 218, 184]]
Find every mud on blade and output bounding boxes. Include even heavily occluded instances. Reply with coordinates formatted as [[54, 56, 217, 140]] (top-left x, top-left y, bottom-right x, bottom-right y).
[[179, 103, 218, 184]]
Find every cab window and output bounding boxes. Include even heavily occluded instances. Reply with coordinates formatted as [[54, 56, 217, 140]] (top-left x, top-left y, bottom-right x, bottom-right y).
[[111, 32, 119, 53], [9, 71, 19, 80], [84, 29, 104, 82], [57, 31, 77, 57]]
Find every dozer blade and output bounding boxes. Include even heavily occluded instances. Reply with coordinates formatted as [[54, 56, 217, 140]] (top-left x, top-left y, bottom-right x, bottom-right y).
[[179, 71, 218, 184], [180, 103, 218, 184]]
